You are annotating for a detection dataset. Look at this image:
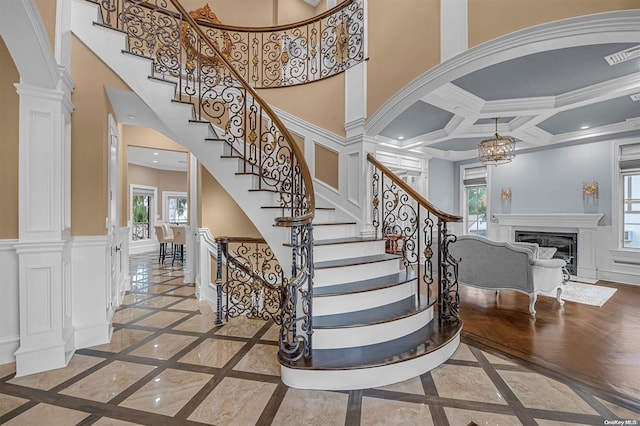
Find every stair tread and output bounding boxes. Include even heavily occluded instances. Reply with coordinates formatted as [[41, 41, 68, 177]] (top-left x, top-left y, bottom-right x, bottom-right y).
[[262, 206, 335, 211], [313, 221, 357, 226], [314, 272, 415, 296], [315, 253, 400, 270], [280, 319, 462, 370], [314, 297, 431, 329], [313, 236, 379, 246]]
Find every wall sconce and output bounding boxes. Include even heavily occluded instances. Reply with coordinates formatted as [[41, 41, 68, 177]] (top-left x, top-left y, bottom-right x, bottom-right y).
[[501, 187, 512, 213], [583, 181, 598, 212]]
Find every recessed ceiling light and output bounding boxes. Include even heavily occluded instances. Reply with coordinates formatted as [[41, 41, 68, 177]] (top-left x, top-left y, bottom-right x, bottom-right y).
[[398, 136, 405, 140], [127, 114, 136, 120], [152, 160, 158, 163], [580, 125, 590, 130], [153, 152, 159, 155]]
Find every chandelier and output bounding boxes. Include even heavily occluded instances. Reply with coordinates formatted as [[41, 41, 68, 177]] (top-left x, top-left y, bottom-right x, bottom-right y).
[[478, 118, 516, 166]]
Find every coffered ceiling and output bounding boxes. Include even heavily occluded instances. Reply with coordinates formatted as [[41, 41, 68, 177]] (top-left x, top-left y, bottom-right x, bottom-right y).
[[376, 41, 640, 161]]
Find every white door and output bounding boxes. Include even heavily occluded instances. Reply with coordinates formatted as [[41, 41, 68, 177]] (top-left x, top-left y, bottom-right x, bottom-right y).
[[107, 115, 120, 317]]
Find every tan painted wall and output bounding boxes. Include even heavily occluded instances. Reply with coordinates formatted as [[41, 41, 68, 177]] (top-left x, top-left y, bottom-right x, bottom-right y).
[[127, 163, 187, 217], [33, 0, 57, 53], [278, 0, 316, 24], [71, 35, 130, 236], [180, 0, 319, 25], [469, 0, 640, 47], [314, 143, 339, 189], [180, 0, 274, 26], [199, 164, 262, 238], [0, 39, 19, 239], [367, 0, 440, 119], [258, 74, 346, 137]]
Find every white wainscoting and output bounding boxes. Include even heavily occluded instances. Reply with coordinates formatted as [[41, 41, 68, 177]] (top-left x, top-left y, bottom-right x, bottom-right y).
[[0, 240, 19, 364], [596, 226, 640, 286], [71, 236, 112, 349]]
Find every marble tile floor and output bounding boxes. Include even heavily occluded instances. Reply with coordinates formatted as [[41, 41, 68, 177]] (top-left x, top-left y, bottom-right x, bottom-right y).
[[0, 253, 638, 425]]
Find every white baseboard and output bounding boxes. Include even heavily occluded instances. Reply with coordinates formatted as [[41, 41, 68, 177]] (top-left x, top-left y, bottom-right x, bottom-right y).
[[0, 335, 19, 365], [75, 321, 112, 349], [598, 269, 640, 286], [129, 240, 158, 255]]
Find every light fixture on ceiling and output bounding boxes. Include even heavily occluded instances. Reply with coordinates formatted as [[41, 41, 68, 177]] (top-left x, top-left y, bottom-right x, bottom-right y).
[[398, 136, 405, 140], [580, 125, 590, 130], [477, 118, 516, 166]]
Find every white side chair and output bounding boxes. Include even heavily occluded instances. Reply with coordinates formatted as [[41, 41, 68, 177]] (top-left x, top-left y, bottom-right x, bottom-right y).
[[171, 225, 186, 266], [153, 225, 173, 264]]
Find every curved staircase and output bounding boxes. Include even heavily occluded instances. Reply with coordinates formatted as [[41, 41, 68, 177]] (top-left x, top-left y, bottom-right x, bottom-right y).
[[71, 0, 462, 390]]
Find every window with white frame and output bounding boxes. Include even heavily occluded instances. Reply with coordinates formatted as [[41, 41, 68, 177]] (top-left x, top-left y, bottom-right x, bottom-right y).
[[163, 192, 188, 224], [618, 144, 640, 249], [130, 185, 156, 241], [462, 166, 488, 236], [620, 142, 640, 249]]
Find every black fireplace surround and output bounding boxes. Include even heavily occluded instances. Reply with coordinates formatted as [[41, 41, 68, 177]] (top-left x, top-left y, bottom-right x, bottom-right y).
[[515, 231, 577, 275]]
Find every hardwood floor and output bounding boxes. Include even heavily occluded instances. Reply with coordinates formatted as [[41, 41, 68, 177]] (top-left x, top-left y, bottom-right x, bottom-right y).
[[459, 280, 640, 407]]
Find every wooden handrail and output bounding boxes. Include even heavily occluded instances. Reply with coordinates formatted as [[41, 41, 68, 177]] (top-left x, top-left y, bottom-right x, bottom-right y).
[[367, 153, 462, 223], [194, 0, 355, 33], [168, 0, 315, 226], [215, 236, 267, 244]]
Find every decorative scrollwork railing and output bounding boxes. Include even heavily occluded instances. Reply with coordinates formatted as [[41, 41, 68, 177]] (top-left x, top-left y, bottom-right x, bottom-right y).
[[368, 154, 463, 321], [214, 237, 284, 324], [90, 0, 315, 361], [193, 0, 365, 88]]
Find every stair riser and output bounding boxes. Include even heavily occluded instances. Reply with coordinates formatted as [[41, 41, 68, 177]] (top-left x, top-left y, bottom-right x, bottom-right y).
[[315, 259, 401, 287], [313, 240, 385, 263], [313, 280, 417, 316], [313, 224, 358, 240], [281, 334, 460, 390], [313, 208, 351, 223], [313, 307, 433, 349]]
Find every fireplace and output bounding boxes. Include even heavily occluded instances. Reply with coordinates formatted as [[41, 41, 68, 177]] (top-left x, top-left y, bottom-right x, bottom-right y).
[[515, 231, 578, 275]]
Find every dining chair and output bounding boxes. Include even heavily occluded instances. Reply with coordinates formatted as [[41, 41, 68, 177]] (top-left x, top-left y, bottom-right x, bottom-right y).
[[153, 225, 173, 264], [171, 225, 187, 266]]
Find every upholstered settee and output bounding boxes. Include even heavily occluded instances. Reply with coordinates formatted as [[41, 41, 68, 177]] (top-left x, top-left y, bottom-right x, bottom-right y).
[[449, 235, 567, 316]]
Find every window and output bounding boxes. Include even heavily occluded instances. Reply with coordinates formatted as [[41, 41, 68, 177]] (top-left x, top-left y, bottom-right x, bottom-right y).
[[163, 192, 188, 224], [167, 195, 188, 224], [623, 174, 640, 248], [462, 166, 487, 236], [131, 193, 151, 240], [619, 143, 640, 249], [130, 185, 156, 242]]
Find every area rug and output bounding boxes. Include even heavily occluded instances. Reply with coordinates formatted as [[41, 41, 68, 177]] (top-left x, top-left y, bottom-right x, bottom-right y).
[[543, 281, 617, 307]]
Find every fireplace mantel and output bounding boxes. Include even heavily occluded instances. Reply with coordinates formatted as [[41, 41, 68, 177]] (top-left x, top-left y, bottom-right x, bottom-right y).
[[494, 213, 603, 229], [492, 213, 603, 279]]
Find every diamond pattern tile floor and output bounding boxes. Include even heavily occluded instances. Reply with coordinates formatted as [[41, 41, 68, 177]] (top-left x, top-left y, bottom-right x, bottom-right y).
[[0, 252, 637, 425]]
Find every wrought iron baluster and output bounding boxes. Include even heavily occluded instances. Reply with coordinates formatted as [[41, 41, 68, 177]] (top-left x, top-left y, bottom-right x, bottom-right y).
[[215, 238, 224, 325]]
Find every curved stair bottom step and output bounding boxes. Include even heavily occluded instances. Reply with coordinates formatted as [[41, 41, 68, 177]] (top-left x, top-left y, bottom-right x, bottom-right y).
[[280, 323, 461, 391]]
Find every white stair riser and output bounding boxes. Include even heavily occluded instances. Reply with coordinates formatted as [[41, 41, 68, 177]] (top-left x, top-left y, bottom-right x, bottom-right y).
[[313, 280, 417, 316], [313, 208, 351, 223], [281, 334, 460, 390], [313, 240, 385, 263], [314, 307, 433, 349], [315, 259, 401, 287], [313, 224, 358, 240]]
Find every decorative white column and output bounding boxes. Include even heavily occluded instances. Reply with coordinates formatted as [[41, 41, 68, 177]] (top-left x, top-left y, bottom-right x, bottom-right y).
[[440, 0, 468, 62], [13, 73, 75, 377]]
